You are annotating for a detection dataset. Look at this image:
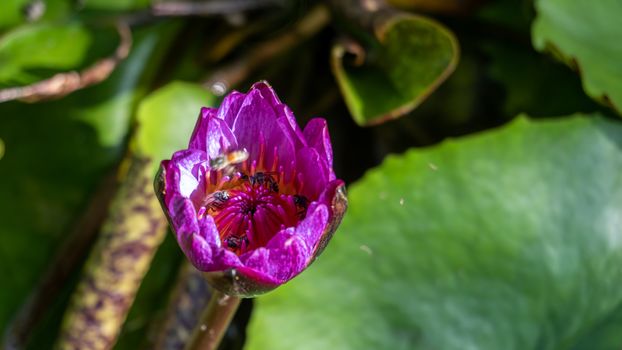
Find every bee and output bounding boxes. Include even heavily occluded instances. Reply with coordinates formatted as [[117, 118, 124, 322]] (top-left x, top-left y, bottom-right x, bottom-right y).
[[205, 190, 230, 211], [241, 172, 279, 192], [293, 194, 308, 219], [224, 235, 249, 250], [209, 149, 249, 173]]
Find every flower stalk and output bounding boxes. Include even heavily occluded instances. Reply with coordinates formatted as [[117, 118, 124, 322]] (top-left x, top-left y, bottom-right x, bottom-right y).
[[155, 81, 347, 298], [184, 291, 241, 350], [155, 81, 347, 349], [151, 262, 211, 350]]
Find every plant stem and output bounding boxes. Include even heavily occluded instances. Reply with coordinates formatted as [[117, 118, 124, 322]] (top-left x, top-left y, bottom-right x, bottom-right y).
[[202, 3, 330, 95], [184, 290, 241, 350], [152, 0, 285, 16], [0, 22, 132, 103], [151, 263, 211, 350], [55, 156, 168, 350]]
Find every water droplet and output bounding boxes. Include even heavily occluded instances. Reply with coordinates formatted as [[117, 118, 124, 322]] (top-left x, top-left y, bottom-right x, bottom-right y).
[[22, 0, 45, 22], [210, 81, 228, 96], [359, 245, 373, 255]]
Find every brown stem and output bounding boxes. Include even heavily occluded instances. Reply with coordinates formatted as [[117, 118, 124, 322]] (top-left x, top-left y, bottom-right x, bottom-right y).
[[389, 0, 489, 15], [202, 4, 330, 95], [184, 290, 241, 350], [150, 263, 211, 350], [152, 0, 285, 16], [0, 22, 132, 104]]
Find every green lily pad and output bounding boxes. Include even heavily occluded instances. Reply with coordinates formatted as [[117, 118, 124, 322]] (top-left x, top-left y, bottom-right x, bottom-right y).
[[135, 81, 215, 164], [247, 114, 622, 349], [331, 14, 459, 126], [0, 22, 91, 85], [532, 0, 622, 114]]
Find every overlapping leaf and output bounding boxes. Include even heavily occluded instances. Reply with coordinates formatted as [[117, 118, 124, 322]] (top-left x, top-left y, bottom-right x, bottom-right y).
[[532, 0, 622, 114], [332, 14, 458, 126]]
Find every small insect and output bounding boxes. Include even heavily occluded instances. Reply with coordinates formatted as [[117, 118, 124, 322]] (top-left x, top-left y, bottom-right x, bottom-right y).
[[293, 194, 308, 219], [224, 235, 249, 250], [205, 190, 230, 211], [242, 172, 279, 192], [209, 149, 249, 172]]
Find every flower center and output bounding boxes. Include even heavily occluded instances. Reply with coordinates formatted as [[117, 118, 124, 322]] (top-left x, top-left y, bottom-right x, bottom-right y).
[[201, 170, 308, 255]]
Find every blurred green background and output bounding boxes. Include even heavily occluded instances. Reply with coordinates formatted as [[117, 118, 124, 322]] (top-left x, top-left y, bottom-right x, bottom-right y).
[[1, 0, 622, 349]]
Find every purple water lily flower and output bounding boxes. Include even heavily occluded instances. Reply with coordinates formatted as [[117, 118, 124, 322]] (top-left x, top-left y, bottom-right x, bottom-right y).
[[155, 81, 347, 297]]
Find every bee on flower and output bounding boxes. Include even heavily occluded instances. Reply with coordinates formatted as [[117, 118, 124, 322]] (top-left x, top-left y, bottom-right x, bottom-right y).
[[155, 81, 347, 297]]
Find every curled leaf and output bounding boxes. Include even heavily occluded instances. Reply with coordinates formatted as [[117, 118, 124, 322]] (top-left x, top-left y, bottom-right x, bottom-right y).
[[332, 13, 459, 125]]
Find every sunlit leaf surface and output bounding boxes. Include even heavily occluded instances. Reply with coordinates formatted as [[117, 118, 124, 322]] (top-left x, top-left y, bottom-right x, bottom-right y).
[[135, 81, 215, 162], [1, 1, 621, 348], [247, 114, 622, 350]]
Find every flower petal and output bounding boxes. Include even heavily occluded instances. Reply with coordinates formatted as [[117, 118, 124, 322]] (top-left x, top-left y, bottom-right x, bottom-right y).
[[232, 89, 296, 172], [164, 149, 208, 208], [207, 117, 238, 161], [303, 118, 335, 180], [185, 233, 215, 270], [189, 108, 238, 159], [243, 228, 310, 283], [218, 91, 246, 125], [252, 81, 307, 149], [250, 81, 282, 108], [156, 81, 348, 296], [189, 107, 215, 151], [295, 147, 329, 199], [169, 197, 200, 244], [294, 202, 329, 247]]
